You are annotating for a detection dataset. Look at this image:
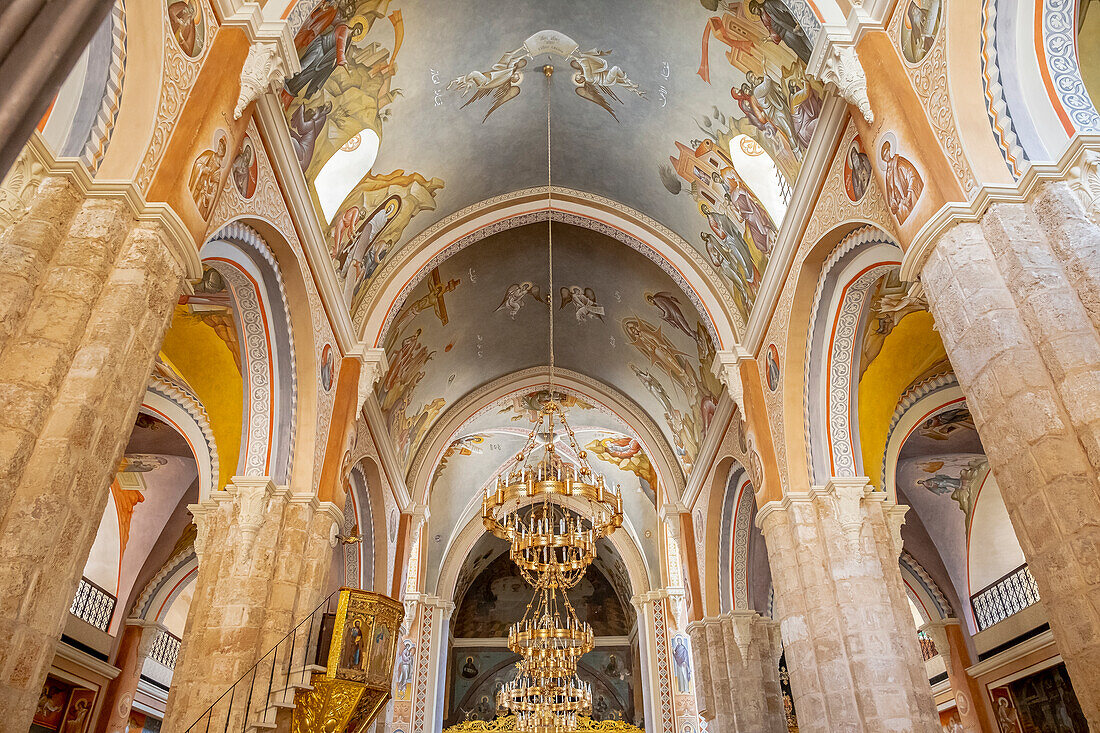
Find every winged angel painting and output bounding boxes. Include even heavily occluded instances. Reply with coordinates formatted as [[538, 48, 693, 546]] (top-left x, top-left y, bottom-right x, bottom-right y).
[[448, 30, 645, 121]]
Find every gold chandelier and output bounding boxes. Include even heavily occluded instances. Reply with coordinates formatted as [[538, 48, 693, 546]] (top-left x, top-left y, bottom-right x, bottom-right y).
[[483, 401, 622, 589], [490, 66, 610, 733]]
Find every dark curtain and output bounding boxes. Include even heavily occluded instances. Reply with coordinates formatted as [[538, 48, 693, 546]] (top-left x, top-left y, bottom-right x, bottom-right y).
[[0, 0, 115, 177]]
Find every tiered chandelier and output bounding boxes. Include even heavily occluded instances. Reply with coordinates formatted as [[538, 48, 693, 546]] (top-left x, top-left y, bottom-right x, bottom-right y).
[[483, 66, 622, 733]]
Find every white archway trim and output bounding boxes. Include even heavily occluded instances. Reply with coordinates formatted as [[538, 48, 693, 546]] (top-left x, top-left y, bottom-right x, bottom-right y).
[[407, 367, 684, 508], [131, 545, 198, 623], [881, 373, 962, 503], [143, 378, 219, 501], [202, 223, 298, 482], [804, 226, 902, 482], [355, 189, 738, 350], [900, 550, 951, 621], [717, 462, 753, 614]]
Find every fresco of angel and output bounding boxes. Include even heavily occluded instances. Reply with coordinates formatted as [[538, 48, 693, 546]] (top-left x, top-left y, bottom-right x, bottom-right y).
[[560, 285, 605, 322], [495, 282, 544, 319], [447, 46, 529, 121], [449, 32, 644, 122]]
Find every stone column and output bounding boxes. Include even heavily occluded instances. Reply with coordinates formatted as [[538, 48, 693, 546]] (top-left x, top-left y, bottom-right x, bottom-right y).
[[919, 191, 1100, 726], [757, 479, 939, 732], [688, 611, 786, 733], [407, 595, 454, 733], [162, 479, 343, 730], [919, 619, 995, 733], [0, 187, 186, 727], [631, 592, 676, 733], [95, 621, 162, 733]]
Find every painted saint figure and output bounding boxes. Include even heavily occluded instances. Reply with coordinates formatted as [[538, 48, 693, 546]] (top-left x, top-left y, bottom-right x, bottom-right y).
[[847, 142, 872, 201], [289, 102, 332, 171], [672, 634, 693, 694], [342, 619, 364, 671], [395, 640, 415, 695], [879, 138, 924, 224], [283, 10, 365, 106], [748, 0, 813, 62], [168, 0, 202, 57], [188, 136, 228, 218]]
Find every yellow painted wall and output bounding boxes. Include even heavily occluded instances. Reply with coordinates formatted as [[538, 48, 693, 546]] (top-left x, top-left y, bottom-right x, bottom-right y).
[[161, 306, 244, 490], [858, 312, 947, 488]]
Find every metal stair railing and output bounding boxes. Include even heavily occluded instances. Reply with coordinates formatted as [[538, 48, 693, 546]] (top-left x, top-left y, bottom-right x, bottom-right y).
[[186, 590, 341, 732]]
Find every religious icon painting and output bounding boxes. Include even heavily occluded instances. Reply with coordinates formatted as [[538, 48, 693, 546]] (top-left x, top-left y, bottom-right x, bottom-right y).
[[766, 343, 780, 392], [844, 137, 872, 203], [167, 0, 206, 59], [61, 688, 96, 733], [877, 132, 924, 226], [990, 686, 1023, 733], [231, 137, 258, 199], [188, 129, 229, 219], [899, 0, 942, 64], [320, 344, 334, 391], [33, 676, 72, 729]]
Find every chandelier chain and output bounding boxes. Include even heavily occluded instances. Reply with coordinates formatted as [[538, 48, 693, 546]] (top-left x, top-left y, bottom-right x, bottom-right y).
[[546, 67, 555, 395]]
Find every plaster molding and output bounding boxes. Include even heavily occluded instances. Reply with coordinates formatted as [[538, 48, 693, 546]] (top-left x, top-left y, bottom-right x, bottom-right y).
[[742, 95, 849, 352], [55, 641, 121, 681], [711, 350, 749, 409], [808, 33, 873, 124], [234, 42, 290, 121], [361, 391, 409, 506], [347, 345, 389, 413], [680, 394, 737, 510], [828, 476, 872, 552], [964, 629, 1058, 680], [226, 475, 277, 553], [220, 2, 300, 76], [919, 617, 960, 672], [755, 478, 889, 531], [8, 132, 200, 280], [253, 95, 356, 350], [901, 134, 1100, 282]]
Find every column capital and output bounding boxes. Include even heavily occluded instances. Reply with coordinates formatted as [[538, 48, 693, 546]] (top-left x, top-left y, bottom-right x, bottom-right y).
[[807, 31, 873, 124], [225, 476, 278, 553], [630, 589, 670, 611], [220, 2, 301, 120], [412, 594, 456, 619], [347, 345, 389, 414], [711, 349, 749, 409]]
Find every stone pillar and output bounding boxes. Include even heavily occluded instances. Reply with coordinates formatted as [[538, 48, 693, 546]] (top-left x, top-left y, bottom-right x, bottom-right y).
[[162, 479, 343, 730], [757, 479, 939, 733], [919, 191, 1100, 726], [0, 186, 186, 727], [919, 619, 995, 733], [687, 611, 786, 733], [631, 592, 675, 733], [407, 595, 454, 733], [95, 621, 162, 733]]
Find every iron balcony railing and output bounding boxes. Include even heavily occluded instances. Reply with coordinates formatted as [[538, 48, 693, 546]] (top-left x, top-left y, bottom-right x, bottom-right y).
[[70, 577, 116, 632], [916, 630, 938, 662], [185, 590, 341, 732], [970, 564, 1041, 632], [150, 628, 182, 669]]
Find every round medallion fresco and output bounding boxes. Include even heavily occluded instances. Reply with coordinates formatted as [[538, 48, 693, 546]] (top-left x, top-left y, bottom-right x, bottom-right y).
[[167, 0, 205, 58], [320, 343, 334, 391], [900, 0, 942, 64], [844, 137, 872, 203], [765, 343, 780, 392], [231, 136, 258, 199]]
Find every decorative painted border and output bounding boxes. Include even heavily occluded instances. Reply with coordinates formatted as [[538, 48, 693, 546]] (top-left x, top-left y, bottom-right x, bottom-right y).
[[980, 0, 1029, 177], [802, 226, 901, 482], [81, 0, 127, 174], [900, 550, 951, 619], [730, 475, 755, 611], [879, 371, 959, 490], [132, 545, 198, 620], [652, 598, 676, 733], [411, 604, 433, 733], [206, 222, 300, 483], [1041, 0, 1100, 133], [146, 376, 220, 496]]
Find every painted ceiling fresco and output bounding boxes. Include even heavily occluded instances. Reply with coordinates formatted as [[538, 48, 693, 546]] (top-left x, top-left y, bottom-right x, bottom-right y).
[[282, 0, 823, 323], [376, 224, 722, 479], [425, 386, 662, 579]]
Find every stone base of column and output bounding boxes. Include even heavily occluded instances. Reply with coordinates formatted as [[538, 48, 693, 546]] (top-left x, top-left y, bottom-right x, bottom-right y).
[[162, 478, 344, 730], [688, 611, 786, 733], [758, 479, 940, 733]]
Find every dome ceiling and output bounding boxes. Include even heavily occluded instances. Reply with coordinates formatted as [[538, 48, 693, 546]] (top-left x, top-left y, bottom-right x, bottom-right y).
[[373, 223, 723, 478], [281, 0, 825, 326]]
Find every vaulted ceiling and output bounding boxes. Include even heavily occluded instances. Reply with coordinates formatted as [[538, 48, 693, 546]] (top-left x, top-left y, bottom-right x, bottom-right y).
[[281, 0, 825, 328]]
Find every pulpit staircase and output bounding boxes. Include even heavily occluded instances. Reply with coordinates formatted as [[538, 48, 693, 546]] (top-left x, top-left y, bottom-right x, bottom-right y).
[[186, 589, 402, 733]]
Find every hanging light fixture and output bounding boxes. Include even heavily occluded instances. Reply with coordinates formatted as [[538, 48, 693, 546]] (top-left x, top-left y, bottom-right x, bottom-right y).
[[481, 63, 623, 592]]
